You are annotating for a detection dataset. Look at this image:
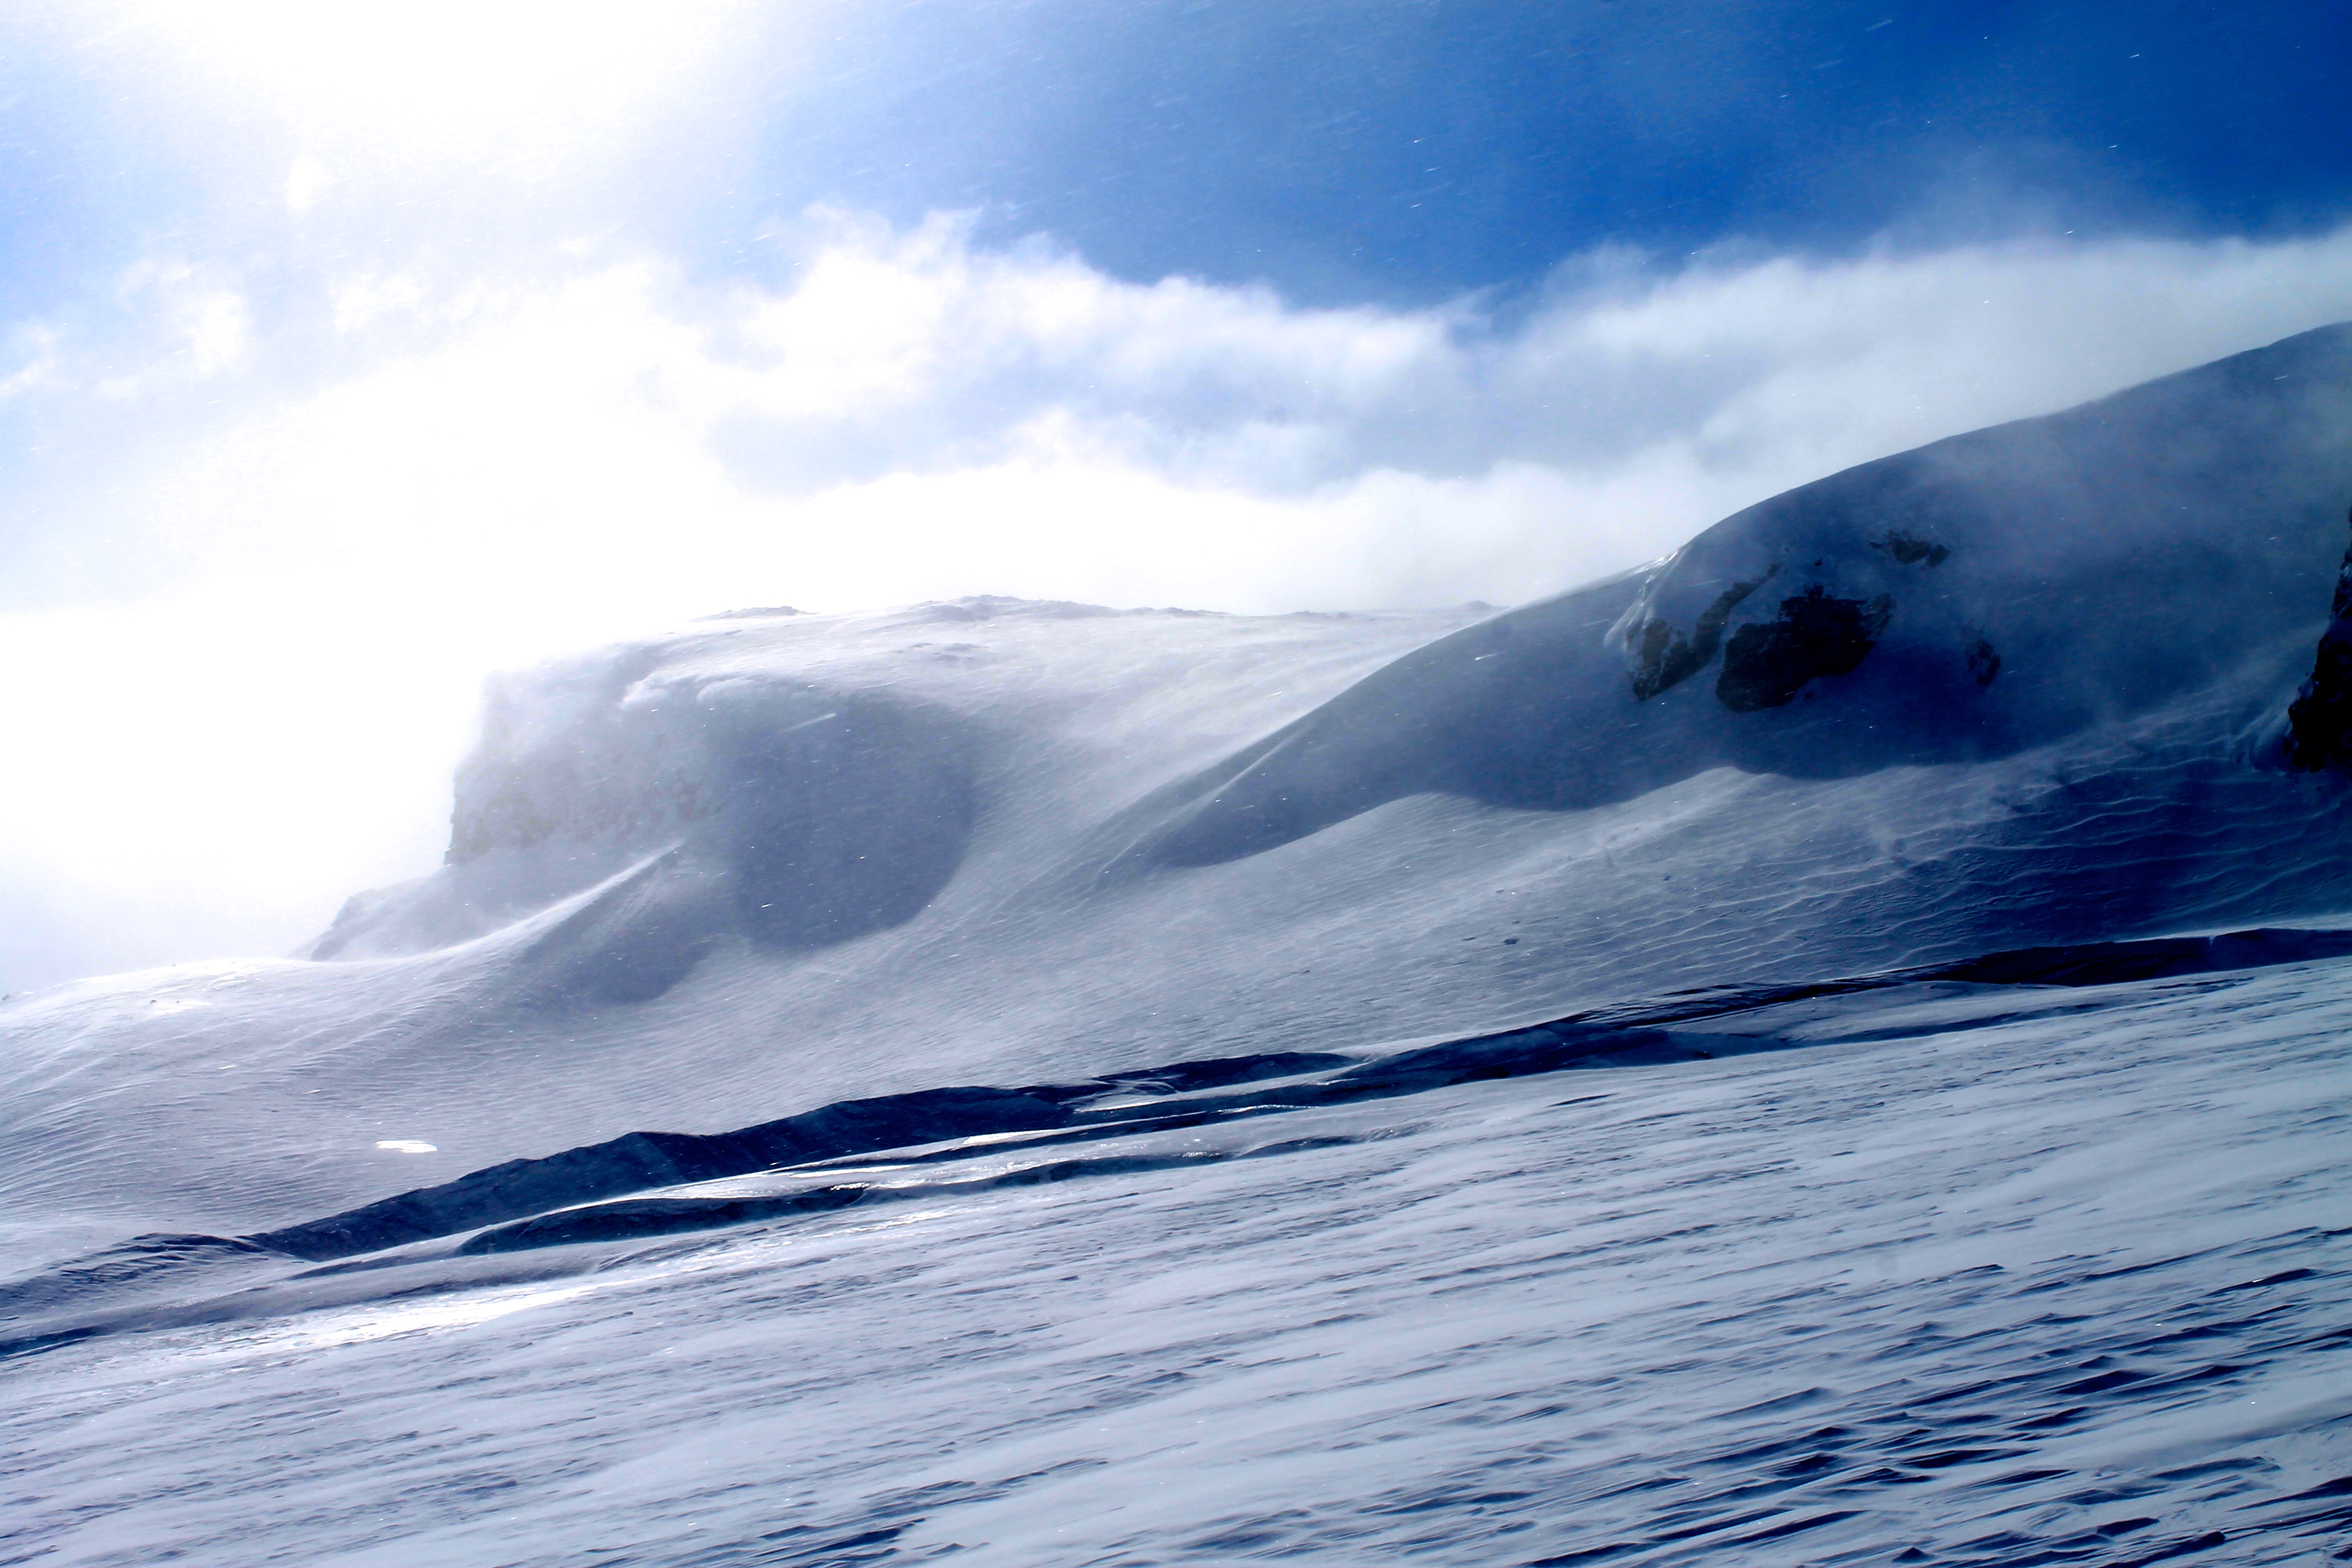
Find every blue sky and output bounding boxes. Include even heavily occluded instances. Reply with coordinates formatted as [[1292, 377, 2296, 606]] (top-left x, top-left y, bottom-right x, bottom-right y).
[[10, 2, 2347, 313], [4, 0, 2351, 990], [725, 0, 2352, 299]]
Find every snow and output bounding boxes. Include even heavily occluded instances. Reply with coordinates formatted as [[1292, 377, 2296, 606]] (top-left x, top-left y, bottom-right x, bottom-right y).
[[8, 964, 2352, 1565], [7, 323, 2352, 1564]]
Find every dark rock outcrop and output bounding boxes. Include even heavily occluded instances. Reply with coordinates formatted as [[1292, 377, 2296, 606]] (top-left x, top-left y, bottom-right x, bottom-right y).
[[1629, 571, 1774, 700], [2284, 507, 2352, 770], [1104, 324, 2352, 872], [1716, 586, 1894, 712]]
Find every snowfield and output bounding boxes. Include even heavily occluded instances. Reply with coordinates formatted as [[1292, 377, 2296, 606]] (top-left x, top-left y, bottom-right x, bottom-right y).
[[10, 963, 2352, 1566], [7, 324, 2352, 1565]]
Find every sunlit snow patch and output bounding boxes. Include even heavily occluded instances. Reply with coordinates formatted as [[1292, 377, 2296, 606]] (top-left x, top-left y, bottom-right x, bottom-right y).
[[266, 1281, 598, 1352]]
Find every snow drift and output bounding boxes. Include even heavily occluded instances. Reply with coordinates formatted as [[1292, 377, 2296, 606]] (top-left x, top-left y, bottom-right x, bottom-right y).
[[7, 323, 2352, 1568], [7, 322, 2352, 1253]]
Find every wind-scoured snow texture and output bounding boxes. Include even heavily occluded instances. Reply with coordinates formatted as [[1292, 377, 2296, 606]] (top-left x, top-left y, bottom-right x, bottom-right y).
[[9, 959, 2352, 1567], [10, 324, 2352, 1567], [6, 325, 2352, 1281]]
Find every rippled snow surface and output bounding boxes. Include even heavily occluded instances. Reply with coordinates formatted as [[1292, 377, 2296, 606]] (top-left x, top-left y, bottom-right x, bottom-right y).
[[9, 961, 2352, 1567]]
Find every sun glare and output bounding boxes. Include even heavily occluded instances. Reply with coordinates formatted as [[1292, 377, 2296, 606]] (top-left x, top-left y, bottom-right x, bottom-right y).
[[121, 0, 755, 166]]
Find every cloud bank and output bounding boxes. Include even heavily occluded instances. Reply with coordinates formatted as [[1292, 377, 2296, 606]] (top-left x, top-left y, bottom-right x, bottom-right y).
[[6, 214, 2352, 990]]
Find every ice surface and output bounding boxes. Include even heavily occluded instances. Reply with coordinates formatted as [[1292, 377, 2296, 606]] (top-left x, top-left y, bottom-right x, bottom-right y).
[[7, 325, 2352, 1564]]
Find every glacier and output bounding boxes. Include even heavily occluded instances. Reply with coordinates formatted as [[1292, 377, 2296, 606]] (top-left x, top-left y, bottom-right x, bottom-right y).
[[6, 323, 2352, 1565]]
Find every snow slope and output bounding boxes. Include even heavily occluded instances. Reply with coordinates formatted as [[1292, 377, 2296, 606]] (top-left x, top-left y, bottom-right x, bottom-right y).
[[10, 959, 2352, 1566], [6, 323, 2352, 1566]]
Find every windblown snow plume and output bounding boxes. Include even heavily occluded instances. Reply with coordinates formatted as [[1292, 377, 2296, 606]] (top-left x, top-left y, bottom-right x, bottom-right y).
[[7, 324, 2352, 1567]]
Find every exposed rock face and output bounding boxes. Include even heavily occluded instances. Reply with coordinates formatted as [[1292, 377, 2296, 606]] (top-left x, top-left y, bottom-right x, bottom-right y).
[[2283, 508, 2352, 770], [1716, 586, 1895, 712], [1117, 320, 2352, 870], [1627, 570, 1775, 700]]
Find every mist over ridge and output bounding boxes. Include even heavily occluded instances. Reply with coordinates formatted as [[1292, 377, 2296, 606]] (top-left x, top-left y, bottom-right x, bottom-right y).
[[10, 215, 2352, 994], [12, 303, 2352, 1568], [6, 318, 2347, 1231]]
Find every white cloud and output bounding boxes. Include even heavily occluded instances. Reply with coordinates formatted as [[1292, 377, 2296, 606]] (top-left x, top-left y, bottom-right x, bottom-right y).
[[0, 325, 60, 403], [283, 154, 332, 213], [6, 214, 2352, 988], [80, 260, 254, 399]]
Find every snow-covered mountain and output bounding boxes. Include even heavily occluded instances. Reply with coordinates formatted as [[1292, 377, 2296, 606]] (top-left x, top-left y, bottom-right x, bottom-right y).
[[7, 323, 2352, 1567]]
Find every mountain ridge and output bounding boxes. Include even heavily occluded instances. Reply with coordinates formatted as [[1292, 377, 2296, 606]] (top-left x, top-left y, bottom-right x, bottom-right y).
[[5, 322, 2352, 1272]]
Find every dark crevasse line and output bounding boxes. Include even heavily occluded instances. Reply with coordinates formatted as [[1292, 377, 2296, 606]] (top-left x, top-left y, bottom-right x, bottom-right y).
[[217, 924, 2352, 1265]]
